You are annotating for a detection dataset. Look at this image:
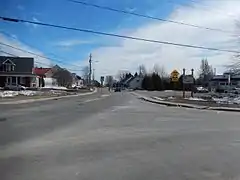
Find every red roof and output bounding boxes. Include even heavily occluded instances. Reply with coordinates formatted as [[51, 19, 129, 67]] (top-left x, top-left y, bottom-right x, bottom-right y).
[[33, 68, 51, 76]]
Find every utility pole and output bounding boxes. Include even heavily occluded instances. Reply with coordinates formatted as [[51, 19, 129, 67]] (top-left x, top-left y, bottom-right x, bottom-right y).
[[183, 68, 186, 98], [89, 53, 92, 85], [93, 68, 95, 82], [191, 69, 194, 98]]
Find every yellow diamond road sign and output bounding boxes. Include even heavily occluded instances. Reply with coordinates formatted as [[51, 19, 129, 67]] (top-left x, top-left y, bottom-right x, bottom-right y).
[[170, 70, 179, 82]]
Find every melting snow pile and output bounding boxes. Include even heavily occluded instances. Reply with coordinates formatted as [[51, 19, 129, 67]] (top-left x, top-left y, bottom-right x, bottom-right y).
[[213, 97, 240, 105], [41, 86, 68, 90], [0, 91, 19, 97], [185, 97, 207, 101], [0, 91, 39, 98]]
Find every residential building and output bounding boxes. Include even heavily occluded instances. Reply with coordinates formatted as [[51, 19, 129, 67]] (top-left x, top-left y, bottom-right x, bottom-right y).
[[32, 67, 58, 87], [128, 75, 144, 90], [209, 72, 240, 92], [71, 73, 84, 88], [0, 56, 35, 87]]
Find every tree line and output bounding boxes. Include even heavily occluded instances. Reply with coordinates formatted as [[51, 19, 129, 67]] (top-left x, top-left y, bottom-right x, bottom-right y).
[[141, 59, 215, 91]]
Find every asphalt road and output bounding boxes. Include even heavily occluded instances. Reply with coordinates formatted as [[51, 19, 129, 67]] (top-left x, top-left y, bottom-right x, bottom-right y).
[[1, 90, 240, 180]]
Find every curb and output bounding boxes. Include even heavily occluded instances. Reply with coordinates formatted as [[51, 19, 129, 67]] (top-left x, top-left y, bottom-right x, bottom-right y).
[[133, 93, 240, 112], [0, 89, 97, 105]]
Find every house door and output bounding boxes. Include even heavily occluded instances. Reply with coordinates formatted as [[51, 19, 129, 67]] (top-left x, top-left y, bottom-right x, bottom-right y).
[[6, 77, 11, 85]]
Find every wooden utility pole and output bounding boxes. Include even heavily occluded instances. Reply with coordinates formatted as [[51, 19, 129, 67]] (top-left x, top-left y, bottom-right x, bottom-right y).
[[191, 68, 194, 98], [89, 53, 92, 85], [183, 68, 186, 98]]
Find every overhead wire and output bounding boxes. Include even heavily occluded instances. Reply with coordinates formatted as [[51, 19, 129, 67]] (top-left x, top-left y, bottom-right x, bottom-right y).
[[0, 41, 85, 71], [67, 0, 236, 35], [0, 16, 239, 53]]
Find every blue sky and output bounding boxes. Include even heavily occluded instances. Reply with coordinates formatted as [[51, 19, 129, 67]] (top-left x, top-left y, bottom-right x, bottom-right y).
[[0, 0, 186, 66], [1, 0, 240, 78]]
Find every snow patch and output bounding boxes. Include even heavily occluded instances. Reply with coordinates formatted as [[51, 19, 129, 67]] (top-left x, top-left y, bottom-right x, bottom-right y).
[[167, 96, 176, 100], [41, 86, 68, 90], [0, 90, 39, 98], [185, 97, 207, 101]]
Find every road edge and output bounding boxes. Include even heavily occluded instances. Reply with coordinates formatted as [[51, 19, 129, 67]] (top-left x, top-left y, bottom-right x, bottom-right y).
[[132, 92, 240, 112], [0, 89, 98, 105]]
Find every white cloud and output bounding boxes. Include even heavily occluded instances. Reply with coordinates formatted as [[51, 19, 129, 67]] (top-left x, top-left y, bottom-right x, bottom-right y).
[[55, 39, 92, 47], [81, 0, 240, 80], [0, 33, 52, 67]]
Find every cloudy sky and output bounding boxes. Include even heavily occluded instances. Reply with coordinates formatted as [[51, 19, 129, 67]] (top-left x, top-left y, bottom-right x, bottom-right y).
[[1, 0, 240, 79]]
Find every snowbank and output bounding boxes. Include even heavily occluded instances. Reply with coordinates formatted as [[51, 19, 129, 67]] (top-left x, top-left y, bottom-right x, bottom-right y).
[[185, 97, 207, 101], [41, 86, 68, 90], [212, 97, 240, 105], [0, 91, 18, 97], [167, 96, 176, 100], [0, 90, 39, 98]]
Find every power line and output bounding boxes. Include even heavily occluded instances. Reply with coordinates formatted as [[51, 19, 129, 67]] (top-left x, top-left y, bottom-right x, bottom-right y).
[[0, 16, 239, 53], [0, 50, 18, 57], [67, 0, 236, 35], [0, 49, 52, 67], [0, 41, 85, 70], [0, 49, 83, 71], [0, 29, 78, 67]]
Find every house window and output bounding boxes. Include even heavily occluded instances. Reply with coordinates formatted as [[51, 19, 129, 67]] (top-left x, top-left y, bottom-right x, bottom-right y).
[[2, 59, 15, 72], [3, 63, 15, 72]]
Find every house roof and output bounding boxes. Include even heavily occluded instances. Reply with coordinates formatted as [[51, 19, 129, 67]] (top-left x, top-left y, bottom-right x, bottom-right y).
[[33, 67, 51, 76], [0, 56, 34, 75]]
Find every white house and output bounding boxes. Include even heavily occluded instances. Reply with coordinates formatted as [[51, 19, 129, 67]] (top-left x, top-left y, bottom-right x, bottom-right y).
[[128, 76, 144, 90]]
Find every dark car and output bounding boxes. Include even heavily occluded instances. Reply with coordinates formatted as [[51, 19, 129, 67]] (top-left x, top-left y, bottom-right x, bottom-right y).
[[114, 87, 121, 92]]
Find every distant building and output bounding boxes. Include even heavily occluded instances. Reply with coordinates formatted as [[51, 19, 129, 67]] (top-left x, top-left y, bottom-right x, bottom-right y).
[[71, 73, 84, 88], [32, 67, 58, 87], [128, 76, 144, 90], [209, 72, 240, 92], [0, 56, 35, 87]]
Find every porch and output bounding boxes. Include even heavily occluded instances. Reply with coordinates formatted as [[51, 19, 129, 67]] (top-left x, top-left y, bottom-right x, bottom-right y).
[[0, 76, 34, 87]]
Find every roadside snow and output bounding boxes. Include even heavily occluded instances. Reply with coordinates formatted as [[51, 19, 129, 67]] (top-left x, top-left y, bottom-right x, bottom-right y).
[[41, 86, 68, 90], [153, 97, 165, 101], [0, 91, 18, 97], [233, 97, 240, 104], [212, 97, 240, 105], [185, 97, 207, 101], [19, 91, 39, 96], [0, 90, 39, 98]]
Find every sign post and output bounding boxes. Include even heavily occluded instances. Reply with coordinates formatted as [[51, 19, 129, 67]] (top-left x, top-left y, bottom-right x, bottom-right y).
[[170, 70, 180, 83], [170, 70, 179, 94], [182, 69, 194, 98], [100, 76, 104, 93]]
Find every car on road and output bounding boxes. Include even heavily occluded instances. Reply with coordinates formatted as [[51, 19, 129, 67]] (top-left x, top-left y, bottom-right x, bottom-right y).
[[4, 84, 26, 91], [114, 87, 121, 92]]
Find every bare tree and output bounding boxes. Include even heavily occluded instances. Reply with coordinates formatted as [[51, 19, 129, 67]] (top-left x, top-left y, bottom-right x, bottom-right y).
[[153, 64, 168, 78], [53, 68, 73, 88], [139, 64, 147, 76], [116, 70, 130, 81], [82, 66, 89, 83], [197, 59, 214, 86]]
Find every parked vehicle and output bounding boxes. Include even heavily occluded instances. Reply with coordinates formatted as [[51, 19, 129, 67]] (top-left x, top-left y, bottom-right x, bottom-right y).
[[4, 84, 26, 91], [229, 87, 240, 94]]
